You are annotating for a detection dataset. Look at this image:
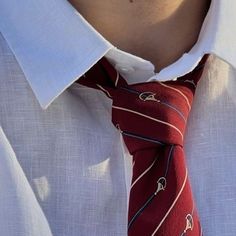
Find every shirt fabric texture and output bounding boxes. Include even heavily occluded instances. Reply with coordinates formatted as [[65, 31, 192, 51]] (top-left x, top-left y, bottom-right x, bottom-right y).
[[0, 0, 236, 235]]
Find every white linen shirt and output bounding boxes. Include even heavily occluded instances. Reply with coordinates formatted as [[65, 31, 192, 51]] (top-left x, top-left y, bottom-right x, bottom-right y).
[[0, 0, 236, 235]]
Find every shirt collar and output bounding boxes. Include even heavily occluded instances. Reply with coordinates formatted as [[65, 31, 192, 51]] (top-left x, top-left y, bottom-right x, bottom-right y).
[[0, 0, 235, 109]]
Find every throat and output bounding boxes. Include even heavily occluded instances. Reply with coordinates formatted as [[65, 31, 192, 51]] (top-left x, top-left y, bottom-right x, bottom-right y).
[[69, 0, 211, 71]]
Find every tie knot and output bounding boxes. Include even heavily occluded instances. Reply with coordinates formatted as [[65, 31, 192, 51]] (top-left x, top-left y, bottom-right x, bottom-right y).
[[78, 56, 208, 153]]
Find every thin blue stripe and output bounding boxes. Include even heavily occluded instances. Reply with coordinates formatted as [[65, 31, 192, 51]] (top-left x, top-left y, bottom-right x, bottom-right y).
[[160, 102, 186, 122], [122, 131, 165, 146], [164, 145, 175, 177], [119, 86, 140, 94], [128, 193, 156, 230]]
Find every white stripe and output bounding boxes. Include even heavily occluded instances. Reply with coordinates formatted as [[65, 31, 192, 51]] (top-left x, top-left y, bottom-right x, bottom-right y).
[[131, 158, 157, 189], [158, 82, 191, 110], [151, 168, 188, 236], [115, 71, 119, 87], [132, 160, 136, 168], [112, 105, 183, 140], [96, 84, 112, 98]]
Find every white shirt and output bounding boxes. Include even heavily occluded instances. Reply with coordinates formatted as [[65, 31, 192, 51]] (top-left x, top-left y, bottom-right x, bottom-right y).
[[0, 0, 236, 235]]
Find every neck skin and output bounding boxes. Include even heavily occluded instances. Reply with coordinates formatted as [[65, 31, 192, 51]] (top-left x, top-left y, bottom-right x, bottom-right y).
[[68, 0, 211, 71]]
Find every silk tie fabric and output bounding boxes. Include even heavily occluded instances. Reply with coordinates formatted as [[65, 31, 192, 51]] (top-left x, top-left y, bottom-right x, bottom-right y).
[[78, 55, 208, 236]]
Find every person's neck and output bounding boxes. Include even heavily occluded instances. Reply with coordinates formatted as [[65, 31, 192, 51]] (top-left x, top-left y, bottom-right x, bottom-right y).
[[68, 0, 211, 71]]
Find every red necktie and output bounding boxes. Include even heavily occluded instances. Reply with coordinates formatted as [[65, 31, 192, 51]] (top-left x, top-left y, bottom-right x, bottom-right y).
[[78, 55, 208, 236]]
